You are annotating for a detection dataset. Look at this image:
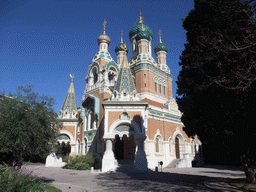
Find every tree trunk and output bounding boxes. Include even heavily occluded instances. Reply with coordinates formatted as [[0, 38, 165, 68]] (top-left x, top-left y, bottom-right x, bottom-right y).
[[241, 150, 256, 183]]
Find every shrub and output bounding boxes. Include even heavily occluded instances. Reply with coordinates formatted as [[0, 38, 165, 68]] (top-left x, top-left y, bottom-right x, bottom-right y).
[[0, 162, 46, 192], [63, 152, 98, 170]]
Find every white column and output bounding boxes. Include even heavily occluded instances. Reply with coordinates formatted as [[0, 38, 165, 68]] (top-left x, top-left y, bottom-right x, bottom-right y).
[[88, 113, 91, 130], [93, 120, 97, 130], [102, 139, 116, 172], [135, 138, 148, 171], [98, 72, 102, 82]]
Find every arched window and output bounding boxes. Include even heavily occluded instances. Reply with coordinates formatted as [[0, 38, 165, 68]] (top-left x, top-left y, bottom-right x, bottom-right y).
[[191, 139, 196, 154], [156, 137, 160, 152], [90, 113, 94, 130], [92, 67, 98, 84], [155, 135, 163, 153], [108, 67, 116, 82], [77, 124, 80, 134]]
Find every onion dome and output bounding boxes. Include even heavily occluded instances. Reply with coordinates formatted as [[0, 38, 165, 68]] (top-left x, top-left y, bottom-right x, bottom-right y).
[[129, 9, 153, 42], [115, 43, 129, 53], [135, 30, 151, 41], [115, 30, 128, 53], [97, 20, 110, 45], [154, 43, 168, 53], [129, 23, 153, 41], [97, 34, 110, 45], [154, 29, 168, 53]]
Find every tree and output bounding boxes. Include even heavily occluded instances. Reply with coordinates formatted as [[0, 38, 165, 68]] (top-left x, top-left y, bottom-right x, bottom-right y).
[[177, 0, 256, 183], [0, 85, 62, 168]]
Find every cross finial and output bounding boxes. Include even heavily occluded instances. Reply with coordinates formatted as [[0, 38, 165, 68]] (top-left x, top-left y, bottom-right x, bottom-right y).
[[138, 8, 144, 24], [139, 8, 142, 17], [70, 74, 74, 82], [103, 20, 107, 34], [121, 29, 124, 43], [158, 30, 162, 43]]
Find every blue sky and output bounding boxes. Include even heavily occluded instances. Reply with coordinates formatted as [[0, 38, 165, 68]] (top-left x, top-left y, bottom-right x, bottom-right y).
[[0, 0, 194, 113]]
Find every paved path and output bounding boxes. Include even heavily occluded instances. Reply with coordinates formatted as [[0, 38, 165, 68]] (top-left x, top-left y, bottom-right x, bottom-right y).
[[23, 164, 247, 192]]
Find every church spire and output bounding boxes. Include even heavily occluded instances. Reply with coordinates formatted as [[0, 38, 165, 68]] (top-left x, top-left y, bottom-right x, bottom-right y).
[[114, 44, 136, 97], [59, 74, 78, 119]]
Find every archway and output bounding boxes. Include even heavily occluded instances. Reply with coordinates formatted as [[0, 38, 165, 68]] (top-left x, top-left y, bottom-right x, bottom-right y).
[[114, 134, 136, 161], [113, 123, 137, 161], [175, 136, 180, 159]]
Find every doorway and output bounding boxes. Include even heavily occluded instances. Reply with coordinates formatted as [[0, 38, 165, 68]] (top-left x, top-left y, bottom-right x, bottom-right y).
[[114, 134, 136, 160], [114, 135, 124, 160]]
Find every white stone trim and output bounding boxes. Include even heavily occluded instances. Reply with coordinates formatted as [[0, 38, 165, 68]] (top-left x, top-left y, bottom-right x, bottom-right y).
[[106, 119, 141, 139], [58, 130, 74, 142]]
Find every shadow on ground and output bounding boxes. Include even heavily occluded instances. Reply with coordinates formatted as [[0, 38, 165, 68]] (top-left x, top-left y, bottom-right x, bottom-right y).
[[95, 169, 225, 192]]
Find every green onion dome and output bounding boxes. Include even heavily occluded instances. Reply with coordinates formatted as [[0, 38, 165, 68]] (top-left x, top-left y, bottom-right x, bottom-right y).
[[154, 43, 168, 54], [135, 31, 151, 41], [115, 43, 129, 53], [129, 23, 153, 41]]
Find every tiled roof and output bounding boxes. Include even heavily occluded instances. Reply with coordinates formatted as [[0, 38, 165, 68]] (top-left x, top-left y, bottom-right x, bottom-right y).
[[114, 52, 136, 94], [61, 78, 77, 114]]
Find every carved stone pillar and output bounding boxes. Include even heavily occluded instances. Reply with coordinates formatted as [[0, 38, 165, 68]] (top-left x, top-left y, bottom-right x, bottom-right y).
[[102, 139, 116, 172], [135, 138, 148, 171]]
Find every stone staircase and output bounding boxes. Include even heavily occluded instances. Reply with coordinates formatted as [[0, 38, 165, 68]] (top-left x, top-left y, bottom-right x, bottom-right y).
[[166, 159, 183, 168]]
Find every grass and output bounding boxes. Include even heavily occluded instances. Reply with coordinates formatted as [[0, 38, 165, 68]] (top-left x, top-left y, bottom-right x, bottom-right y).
[[225, 178, 256, 191], [23, 161, 43, 165], [42, 184, 62, 192], [0, 162, 57, 192]]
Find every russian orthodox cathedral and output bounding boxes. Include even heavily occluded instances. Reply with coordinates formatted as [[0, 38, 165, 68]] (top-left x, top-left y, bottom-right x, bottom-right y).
[[57, 10, 203, 172]]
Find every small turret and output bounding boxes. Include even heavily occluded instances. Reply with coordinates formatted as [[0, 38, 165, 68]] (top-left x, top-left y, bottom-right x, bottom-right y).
[[115, 30, 129, 65], [97, 20, 110, 51], [154, 30, 170, 74]]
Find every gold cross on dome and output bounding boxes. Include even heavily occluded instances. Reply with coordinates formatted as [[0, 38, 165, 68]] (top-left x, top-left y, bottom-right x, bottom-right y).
[[70, 74, 74, 82], [138, 8, 144, 24], [103, 20, 107, 34], [158, 30, 162, 43], [139, 8, 142, 17], [120, 30, 124, 43]]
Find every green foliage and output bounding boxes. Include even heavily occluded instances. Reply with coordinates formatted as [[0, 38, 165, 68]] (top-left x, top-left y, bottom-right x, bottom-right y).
[[0, 85, 62, 167], [0, 163, 45, 192], [42, 185, 62, 192], [177, 0, 256, 183], [63, 152, 98, 170]]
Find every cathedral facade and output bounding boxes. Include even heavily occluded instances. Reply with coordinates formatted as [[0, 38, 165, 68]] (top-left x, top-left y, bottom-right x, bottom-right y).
[[57, 11, 202, 172]]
